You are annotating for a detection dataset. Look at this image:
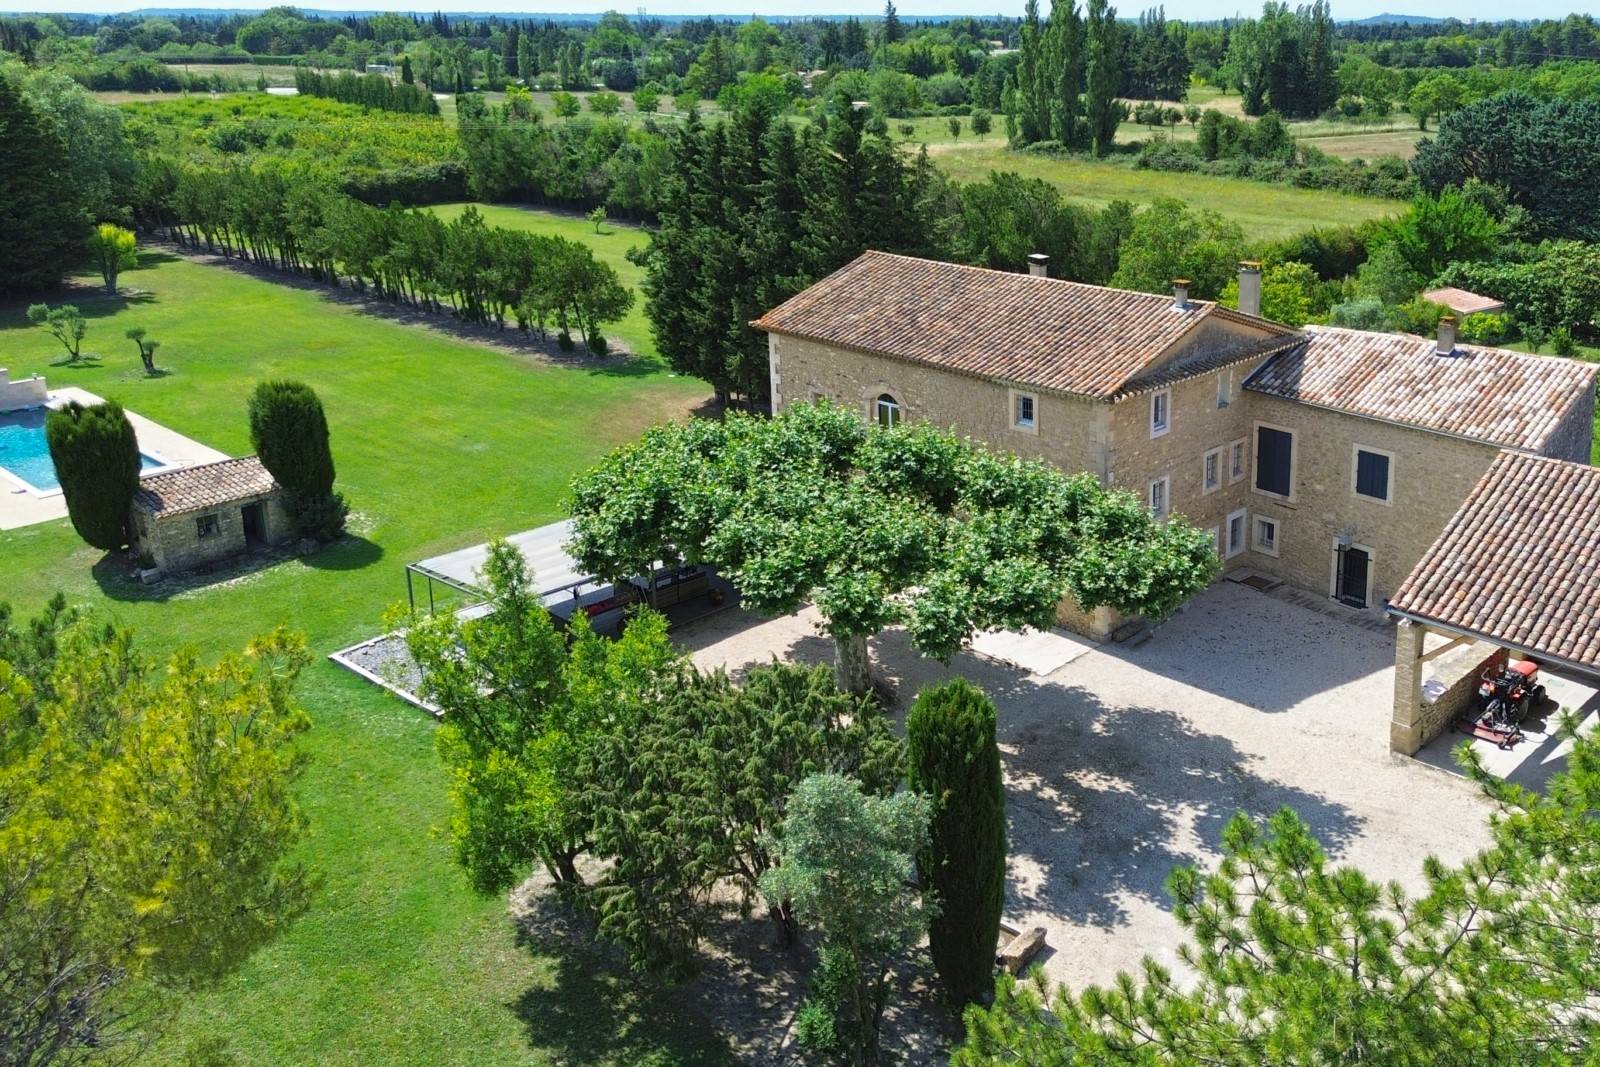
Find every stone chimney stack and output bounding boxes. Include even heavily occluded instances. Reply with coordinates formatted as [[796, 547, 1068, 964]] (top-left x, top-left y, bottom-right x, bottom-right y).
[[1171, 278, 1190, 309], [1436, 316, 1457, 356], [1237, 260, 1263, 318], [1027, 253, 1049, 278]]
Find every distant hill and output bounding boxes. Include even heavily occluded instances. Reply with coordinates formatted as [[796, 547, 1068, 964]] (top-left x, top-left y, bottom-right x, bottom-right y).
[[1343, 12, 1448, 24]]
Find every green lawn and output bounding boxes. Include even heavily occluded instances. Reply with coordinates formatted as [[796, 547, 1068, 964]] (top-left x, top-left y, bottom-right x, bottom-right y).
[[925, 145, 1397, 240], [428, 202, 657, 360], [0, 247, 728, 1065]]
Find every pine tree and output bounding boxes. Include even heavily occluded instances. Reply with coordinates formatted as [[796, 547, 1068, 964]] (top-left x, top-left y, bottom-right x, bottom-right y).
[[908, 679, 1007, 1008], [0, 74, 85, 295], [881, 0, 903, 47], [1085, 0, 1122, 157], [45, 401, 141, 551]]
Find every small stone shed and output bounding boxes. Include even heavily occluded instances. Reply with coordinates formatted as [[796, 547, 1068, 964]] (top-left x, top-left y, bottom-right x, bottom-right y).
[[129, 456, 292, 577], [1387, 451, 1600, 754], [1421, 287, 1507, 318]]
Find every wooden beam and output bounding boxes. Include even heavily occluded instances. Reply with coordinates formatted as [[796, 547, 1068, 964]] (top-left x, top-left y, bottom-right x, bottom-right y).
[[1419, 632, 1474, 663]]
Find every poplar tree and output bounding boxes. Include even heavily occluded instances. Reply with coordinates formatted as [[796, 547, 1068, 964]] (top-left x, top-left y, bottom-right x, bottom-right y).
[[1085, 0, 1122, 157], [1047, 0, 1085, 149], [1014, 0, 1050, 145]]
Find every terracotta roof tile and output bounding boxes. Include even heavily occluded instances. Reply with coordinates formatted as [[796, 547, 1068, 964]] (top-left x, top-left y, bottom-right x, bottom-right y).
[[1421, 287, 1506, 316], [134, 456, 279, 517], [1244, 325, 1597, 451], [753, 251, 1290, 399], [1389, 452, 1600, 671]]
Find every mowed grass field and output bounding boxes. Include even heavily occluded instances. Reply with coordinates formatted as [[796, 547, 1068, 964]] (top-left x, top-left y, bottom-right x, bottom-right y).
[[428, 202, 658, 358], [0, 241, 727, 1065], [927, 145, 1396, 240]]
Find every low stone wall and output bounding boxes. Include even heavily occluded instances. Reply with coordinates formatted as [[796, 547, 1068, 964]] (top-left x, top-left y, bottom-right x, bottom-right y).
[[0, 370, 47, 413], [1419, 640, 1506, 743], [1055, 596, 1120, 642]]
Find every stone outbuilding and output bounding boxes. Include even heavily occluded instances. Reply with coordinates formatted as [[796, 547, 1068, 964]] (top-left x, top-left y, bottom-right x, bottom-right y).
[[128, 455, 293, 577]]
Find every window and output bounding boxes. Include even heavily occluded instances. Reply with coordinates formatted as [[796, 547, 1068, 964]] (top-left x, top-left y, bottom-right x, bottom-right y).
[[1216, 369, 1232, 409], [1148, 476, 1169, 519], [1225, 508, 1247, 559], [1253, 516, 1279, 557], [1202, 447, 1223, 494], [1150, 389, 1170, 438], [1254, 424, 1294, 498], [196, 513, 220, 539], [1353, 446, 1393, 503], [874, 393, 901, 428], [1229, 438, 1247, 484], [1012, 390, 1037, 432]]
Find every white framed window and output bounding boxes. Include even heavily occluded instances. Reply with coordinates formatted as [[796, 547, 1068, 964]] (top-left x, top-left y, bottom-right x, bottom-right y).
[[1253, 515, 1280, 557], [1202, 446, 1223, 494], [1011, 389, 1038, 433], [1225, 508, 1247, 559], [1253, 422, 1296, 500], [1216, 369, 1232, 409], [874, 393, 902, 428], [1149, 389, 1170, 438], [1148, 475, 1170, 519], [1229, 438, 1247, 484], [1351, 444, 1394, 504]]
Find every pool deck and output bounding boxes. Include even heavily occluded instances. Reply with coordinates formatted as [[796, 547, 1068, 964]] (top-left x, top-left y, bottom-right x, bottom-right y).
[[0, 387, 227, 531]]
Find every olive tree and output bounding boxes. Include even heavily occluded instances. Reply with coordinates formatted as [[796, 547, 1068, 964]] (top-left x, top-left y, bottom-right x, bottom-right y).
[[568, 401, 1218, 694], [26, 302, 87, 363]]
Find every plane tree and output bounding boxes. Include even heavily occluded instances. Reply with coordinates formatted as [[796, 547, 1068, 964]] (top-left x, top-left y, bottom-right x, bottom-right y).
[[567, 401, 1218, 694]]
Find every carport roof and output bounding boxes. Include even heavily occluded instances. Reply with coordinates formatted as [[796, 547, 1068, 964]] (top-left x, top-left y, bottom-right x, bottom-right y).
[[1389, 451, 1600, 673], [409, 519, 588, 597]]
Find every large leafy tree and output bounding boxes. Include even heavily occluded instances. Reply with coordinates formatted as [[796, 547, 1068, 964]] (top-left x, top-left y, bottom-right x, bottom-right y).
[[0, 74, 83, 295], [87, 223, 138, 295], [0, 600, 312, 1066], [568, 401, 1219, 695], [908, 678, 1007, 1008], [45, 400, 141, 552], [954, 718, 1600, 1066], [760, 774, 934, 1067], [1112, 197, 1245, 299]]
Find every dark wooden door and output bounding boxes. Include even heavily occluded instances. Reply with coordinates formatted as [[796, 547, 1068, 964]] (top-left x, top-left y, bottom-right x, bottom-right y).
[[1338, 547, 1369, 607]]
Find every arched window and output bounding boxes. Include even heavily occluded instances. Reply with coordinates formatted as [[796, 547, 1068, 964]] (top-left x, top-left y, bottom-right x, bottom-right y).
[[874, 393, 902, 427]]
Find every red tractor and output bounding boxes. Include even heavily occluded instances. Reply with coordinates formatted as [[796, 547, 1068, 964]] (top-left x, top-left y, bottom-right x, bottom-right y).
[[1465, 659, 1547, 749]]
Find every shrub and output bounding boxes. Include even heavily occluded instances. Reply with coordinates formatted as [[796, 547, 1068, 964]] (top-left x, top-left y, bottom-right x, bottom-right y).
[[1458, 311, 1512, 345], [247, 380, 344, 541], [1551, 326, 1578, 357], [908, 678, 1006, 1007], [45, 401, 140, 551]]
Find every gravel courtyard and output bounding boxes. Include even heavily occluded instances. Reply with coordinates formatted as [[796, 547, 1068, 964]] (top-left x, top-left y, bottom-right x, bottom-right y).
[[676, 580, 1496, 992]]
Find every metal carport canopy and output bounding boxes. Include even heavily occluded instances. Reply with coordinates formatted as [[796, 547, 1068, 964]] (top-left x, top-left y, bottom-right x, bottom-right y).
[[408, 519, 590, 599]]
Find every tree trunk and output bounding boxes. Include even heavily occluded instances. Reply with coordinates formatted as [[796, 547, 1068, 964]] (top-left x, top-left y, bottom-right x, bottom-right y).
[[768, 900, 799, 949], [835, 632, 872, 697]]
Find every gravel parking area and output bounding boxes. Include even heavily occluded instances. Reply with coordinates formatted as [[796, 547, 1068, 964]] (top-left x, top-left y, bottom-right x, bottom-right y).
[[677, 581, 1496, 993]]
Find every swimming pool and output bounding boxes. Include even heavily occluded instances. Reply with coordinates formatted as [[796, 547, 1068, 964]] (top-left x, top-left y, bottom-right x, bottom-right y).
[[0, 408, 162, 493]]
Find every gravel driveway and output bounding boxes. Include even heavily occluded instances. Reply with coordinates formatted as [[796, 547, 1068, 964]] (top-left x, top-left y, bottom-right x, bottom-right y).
[[677, 580, 1495, 993]]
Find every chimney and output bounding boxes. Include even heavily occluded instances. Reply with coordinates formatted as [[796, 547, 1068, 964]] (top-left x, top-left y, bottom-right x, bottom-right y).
[[1027, 253, 1049, 278], [1237, 260, 1262, 318], [1171, 278, 1190, 309], [1436, 316, 1457, 356]]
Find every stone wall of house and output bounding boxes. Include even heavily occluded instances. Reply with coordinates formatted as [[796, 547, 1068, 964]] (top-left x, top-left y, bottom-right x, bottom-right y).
[[1242, 393, 1501, 607], [1542, 384, 1598, 462], [0, 370, 47, 413], [132, 491, 293, 575], [770, 335, 1111, 478]]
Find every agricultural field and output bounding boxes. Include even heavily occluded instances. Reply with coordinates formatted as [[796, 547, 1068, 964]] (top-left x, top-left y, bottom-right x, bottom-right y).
[[926, 144, 1397, 240], [0, 244, 718, 1066]]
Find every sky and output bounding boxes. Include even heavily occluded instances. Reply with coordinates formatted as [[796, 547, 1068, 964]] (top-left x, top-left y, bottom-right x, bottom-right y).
[[9, 0, 1598, 26]]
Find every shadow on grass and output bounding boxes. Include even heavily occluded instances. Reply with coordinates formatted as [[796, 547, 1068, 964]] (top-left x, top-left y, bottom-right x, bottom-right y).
[[90, 535, 384, 603], [510, 892, 739, 1067], [302, 535, 384, 572]]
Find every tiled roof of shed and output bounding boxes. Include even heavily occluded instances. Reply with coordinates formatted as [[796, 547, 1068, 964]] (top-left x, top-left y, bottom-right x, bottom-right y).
[[752, 251, 1290, 399], [133, 455, 279, 517], [1389, 451, 1600, 671], [1421, 287, 1506, 316], [1244, 325, 1598, 451]]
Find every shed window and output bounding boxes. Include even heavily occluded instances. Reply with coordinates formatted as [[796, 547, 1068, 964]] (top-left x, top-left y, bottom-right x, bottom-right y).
[[1354, 448, 1391, 502], [196, 513, 220, 539], [875, 393, 902, 427], [1255, 426, 1294, 497], [1014, 392, 1036, 430]]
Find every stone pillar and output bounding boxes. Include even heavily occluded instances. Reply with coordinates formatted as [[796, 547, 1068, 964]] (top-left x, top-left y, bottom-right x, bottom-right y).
[[1390, 617, 1427, 755]]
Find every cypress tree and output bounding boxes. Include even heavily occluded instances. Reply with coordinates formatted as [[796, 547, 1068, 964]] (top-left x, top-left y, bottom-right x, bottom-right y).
[[46, 401, 141, 552], [0, 74, 86, 295], [247, 380, 345, 540], [1085, 0, 1122, 157], [907, 677, 1007, 1007]]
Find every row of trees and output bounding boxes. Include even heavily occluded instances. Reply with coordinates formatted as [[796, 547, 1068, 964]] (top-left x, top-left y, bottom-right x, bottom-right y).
[[1008, 0, 1125, 155], [291, 65, 438, 113], [133, 163, 631, 348]]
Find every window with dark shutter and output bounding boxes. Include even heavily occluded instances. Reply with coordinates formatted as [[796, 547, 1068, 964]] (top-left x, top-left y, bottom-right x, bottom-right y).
[[1255, 426, 1293, 497], [1355, 449, 1390, 501]]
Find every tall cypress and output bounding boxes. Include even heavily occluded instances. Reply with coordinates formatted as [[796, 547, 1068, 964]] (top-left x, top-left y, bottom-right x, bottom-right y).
[[907, 678, 1007, 1008], [0, 75, 85, 295], [46, 402, 141, 552], [1085, 0, 1122, 157]]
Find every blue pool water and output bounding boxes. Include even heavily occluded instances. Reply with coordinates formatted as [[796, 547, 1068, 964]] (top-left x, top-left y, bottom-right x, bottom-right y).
[[0, 408, 161, 492]]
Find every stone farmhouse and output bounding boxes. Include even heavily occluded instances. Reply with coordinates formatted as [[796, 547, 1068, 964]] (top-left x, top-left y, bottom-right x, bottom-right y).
[[754, 251, 1598, 639], [129, 455, 293, 578]]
